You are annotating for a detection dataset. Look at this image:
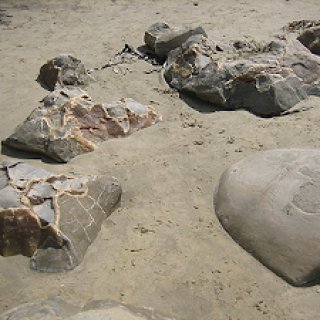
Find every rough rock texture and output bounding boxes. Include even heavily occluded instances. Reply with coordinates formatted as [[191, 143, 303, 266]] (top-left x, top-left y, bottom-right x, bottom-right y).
[[3, 87, 162, 162], [164, 35, 320, 116], [298, 26, 320, 55], [144, 22, 207, 58], [214, 149, 320, 286], [37, 54, 91, 91], [0, 299, 172, 320], [0, 160, 121, 272]]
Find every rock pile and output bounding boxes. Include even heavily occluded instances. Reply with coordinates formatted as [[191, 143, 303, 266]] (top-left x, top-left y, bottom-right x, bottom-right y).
[[0, 160, 121, 272]]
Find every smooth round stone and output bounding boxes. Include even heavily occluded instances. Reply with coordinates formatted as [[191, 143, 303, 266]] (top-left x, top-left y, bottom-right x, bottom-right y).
[[214, 149, 320, 286]]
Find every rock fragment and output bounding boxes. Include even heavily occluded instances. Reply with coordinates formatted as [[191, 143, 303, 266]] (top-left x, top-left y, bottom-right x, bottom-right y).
[[144, 22, 207, 58], [0, 160, 121, 272], [214, 149, 320, 286], [3, 87, 162, 162], [37, 54, 90, 91], [298, 26, 320, 55]]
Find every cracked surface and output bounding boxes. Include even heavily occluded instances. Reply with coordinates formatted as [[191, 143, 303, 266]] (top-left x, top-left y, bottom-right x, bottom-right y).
[[164, 36, 320, 116], [3, 87, 162, 162], [0, 160, 121, 272]]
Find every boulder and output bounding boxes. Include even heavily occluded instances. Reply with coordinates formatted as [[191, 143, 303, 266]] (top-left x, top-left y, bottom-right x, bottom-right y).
[[214, 149, 320, 286], [164, 36, 320, 117], [3, 87, 162, 162], [298, 26, 320, 55], [37, 54, 90, 91], [144, 22, 207, 58], [0, 299, 172, 320], [0, 160, 121, 272]]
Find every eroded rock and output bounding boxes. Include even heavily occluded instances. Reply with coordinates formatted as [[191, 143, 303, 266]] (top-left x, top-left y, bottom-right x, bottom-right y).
[[0, 160, 121, 272], [144, 22, 207, 58], [164, 36, 320, 116], [3, 87, 162, 162], [214, 149, 320, 286], [298, 26, 320, 55], [0, 299, 172, 320], [37, 54, 91, 91]]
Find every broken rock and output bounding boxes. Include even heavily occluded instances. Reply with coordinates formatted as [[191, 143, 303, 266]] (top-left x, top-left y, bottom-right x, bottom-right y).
[[0, 160, 121, 272], [37, 54, 91, 91], [144, 22, 207, 58], [298, 26, 320, 55], [3, 87, 162, 162], [214, 149, 320, 286]]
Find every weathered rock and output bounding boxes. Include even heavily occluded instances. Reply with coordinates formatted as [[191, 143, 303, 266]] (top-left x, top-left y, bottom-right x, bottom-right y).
[[0, 299, 172, 320], [284, 19, 320, 33], [144, 22, 207, 58], [3, 87, 162, 162], [0, 160, 121, 272], [214, 149, 320, 286], [298, 26, 320, 55], [37, 54, 90, 91], [164, 36, 320, 116]]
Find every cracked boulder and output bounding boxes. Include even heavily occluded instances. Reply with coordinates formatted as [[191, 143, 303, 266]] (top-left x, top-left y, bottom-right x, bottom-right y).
[[164, 35, 320, 116], [214, 149, 320, 286], [3, 87, 162, 162], [37, 54, 91, 91], [0, 160, 121, 272], [0, 299, 172, 320], [298, 26, 320, 55], [144, 22, 207, 58]]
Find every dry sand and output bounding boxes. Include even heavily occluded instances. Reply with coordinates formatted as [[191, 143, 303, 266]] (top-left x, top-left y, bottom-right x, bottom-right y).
[[0, 0, 320, 319]]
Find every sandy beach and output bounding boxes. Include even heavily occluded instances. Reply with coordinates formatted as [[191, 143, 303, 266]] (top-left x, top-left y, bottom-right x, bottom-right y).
[[1, 0, 320, 319]]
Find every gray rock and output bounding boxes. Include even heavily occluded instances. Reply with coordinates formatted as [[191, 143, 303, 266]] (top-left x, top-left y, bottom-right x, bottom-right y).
[[164, 36, 320, 117], [214, 149, 320, 286], [0, 160, 121, 272], [144, 22, 207, 58], [298, 26, 320, 55], [37, 54, 90, 91], [0, 299, 172, 320], [3, 87, 162, 162]]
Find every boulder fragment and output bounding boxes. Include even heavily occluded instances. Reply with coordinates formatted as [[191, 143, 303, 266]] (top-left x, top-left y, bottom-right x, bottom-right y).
[[164, 36, 320, 117], [3, 87, 162, 162], [214, 149, 320, 286], [37, 54, 90, 91], [298, 26, 320, 55], [0, 160, 121, 272], [144, 22, 207, 58]]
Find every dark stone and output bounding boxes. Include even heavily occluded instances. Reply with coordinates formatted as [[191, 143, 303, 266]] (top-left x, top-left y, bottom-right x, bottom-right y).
[[214, 149, 320, 286], [0, 160, 121, 272], [164, 36, 320, 117], [144, 22, 207, 58], [3, 87, 162, 162], [298, 26, 320, 55], [37, 54, 90, 91]]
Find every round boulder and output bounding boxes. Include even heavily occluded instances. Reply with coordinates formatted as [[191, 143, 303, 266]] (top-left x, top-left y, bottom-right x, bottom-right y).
[[214, 149, 320, 286]]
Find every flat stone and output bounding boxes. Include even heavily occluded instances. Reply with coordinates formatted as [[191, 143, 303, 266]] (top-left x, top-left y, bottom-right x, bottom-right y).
[[144, 22, 207, 58], [298, 26, 320, 55], [164, 36, 320, 116], [37, 54, 90, 91], [0, 161, 121, 272], [214, 149, 320, 286], [3, 87, 162, 162]]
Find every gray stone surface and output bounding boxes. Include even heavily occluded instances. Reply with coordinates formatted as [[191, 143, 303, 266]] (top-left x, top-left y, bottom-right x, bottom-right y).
[[214, 149, 320, 286], [3, 87, 162, 162], [164, 36, 320, 117], [298, 26, 320, 55], [0, 299, 172, 320], [0, 160, 121, 272], [37, 54, 90, 91], [144, 22, 207, 58]]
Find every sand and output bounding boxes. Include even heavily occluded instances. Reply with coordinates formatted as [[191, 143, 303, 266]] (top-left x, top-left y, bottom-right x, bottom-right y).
[[0, 0, 320, 319]]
